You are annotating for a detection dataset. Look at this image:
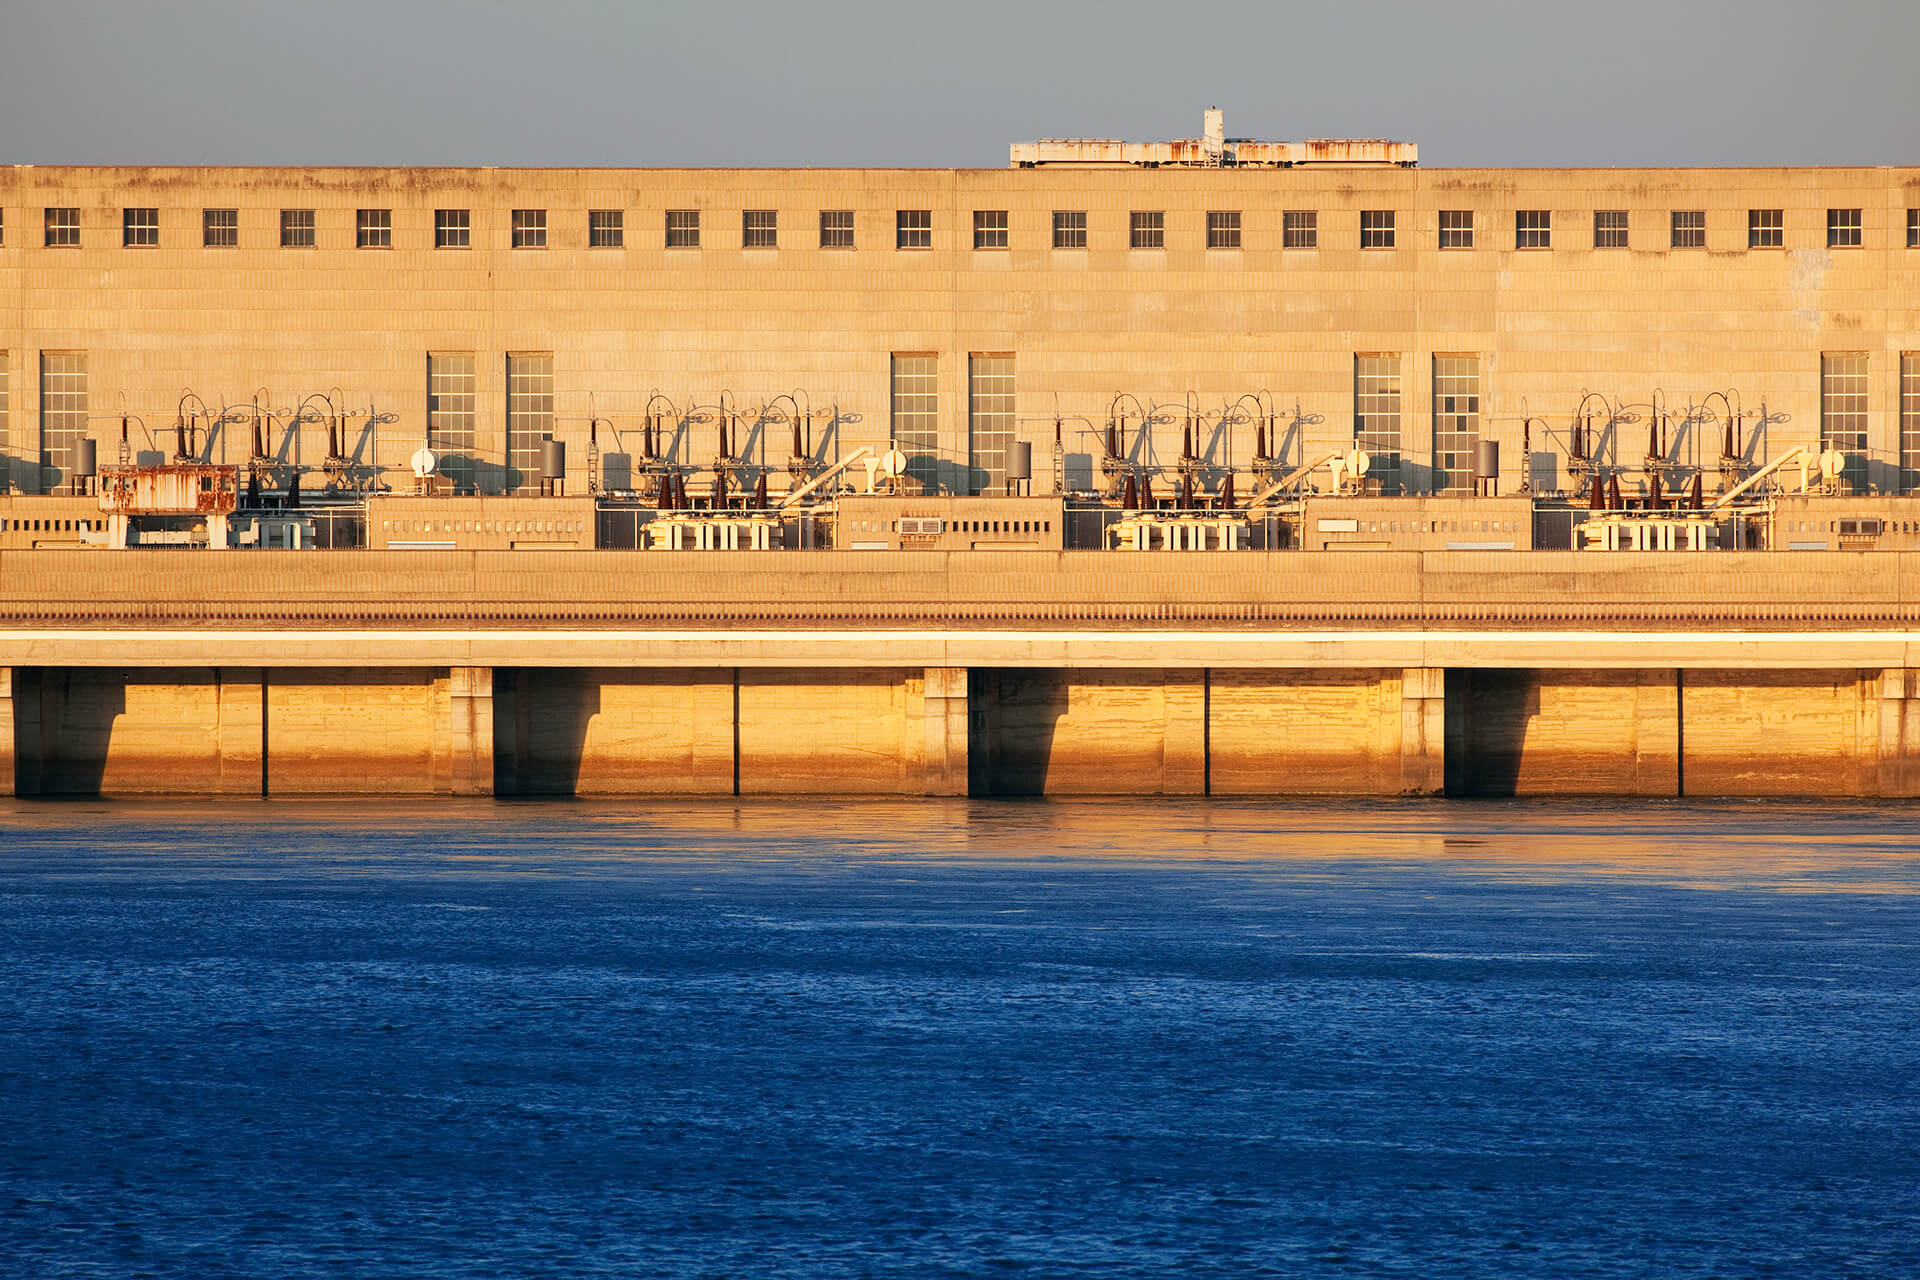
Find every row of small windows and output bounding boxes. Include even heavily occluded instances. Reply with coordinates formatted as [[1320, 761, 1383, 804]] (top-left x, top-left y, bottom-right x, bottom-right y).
[[13, 205, 1920, 253]]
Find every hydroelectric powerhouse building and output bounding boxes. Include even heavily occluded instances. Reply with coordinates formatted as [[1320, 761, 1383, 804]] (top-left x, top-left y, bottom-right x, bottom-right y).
[[3, 112, 1920, 797]]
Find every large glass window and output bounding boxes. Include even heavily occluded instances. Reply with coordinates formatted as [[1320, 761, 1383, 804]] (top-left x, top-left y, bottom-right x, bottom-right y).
[[428, 354, 477, 493], [506, 353, 553, 495], [1354, 354, 1402, 496], [1432, 355, 1479, 497], [968, 354, 1015, 493], [1822, 353, 1869, 492], [40, 352, 87, 492], [890, 355, 938, 491], [1902, 354, 1920, 494]]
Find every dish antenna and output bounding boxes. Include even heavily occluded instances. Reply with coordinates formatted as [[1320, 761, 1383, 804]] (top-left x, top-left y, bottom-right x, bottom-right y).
[[410, 448, 439, 478]]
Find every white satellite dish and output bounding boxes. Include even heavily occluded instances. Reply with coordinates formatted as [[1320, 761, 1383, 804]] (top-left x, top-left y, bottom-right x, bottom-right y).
[[1819, 449, 1846, 480], [881, 449, 908, 479], [1347, 448, 1371, 478], [410, 448, 438, 478]]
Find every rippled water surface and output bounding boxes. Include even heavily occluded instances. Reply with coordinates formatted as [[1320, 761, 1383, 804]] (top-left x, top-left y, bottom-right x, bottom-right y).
[[2, 797, 1917, 1278]]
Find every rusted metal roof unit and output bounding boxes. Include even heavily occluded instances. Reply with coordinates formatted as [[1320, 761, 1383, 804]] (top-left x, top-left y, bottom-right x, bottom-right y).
[[1010, 108, 1415, 169], [98, 464, 240, 515]]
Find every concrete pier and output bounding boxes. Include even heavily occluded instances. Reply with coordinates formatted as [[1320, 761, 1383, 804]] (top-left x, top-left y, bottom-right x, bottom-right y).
[[9, 550, 1920, 798]]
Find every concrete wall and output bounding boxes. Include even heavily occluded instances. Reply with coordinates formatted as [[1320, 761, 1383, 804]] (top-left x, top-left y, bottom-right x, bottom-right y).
[[8, 662, 1920, 799], [3, 164, 1917, 498]]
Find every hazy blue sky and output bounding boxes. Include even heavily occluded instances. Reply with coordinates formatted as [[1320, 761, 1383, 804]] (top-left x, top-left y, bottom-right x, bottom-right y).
[[4, 0, 1917, 168]]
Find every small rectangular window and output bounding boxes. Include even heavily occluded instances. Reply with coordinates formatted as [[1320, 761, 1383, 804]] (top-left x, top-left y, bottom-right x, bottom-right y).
[[588, 209, 624, 248], [1670, 209, 1705, 249], [1594, 209, 1628, 249], [665, 209, 701, 248], [820, 209, 854, 249], [1360, 209, 1395, 249], [1051, 210, 1086, 249], [1206, 210, 1241, 249], [435, 208, 470, 249], [743, 209, 778, 248], [356, 208, 392, 249], [1828, 208, 1862, 248], [1282, 209, 1317, 249], [1129, 210, 1164, 249], [511, 209, 546, 249], [1438, 209, 1473, 249], [1514, 209, 1550, 249], [1908, 209, 1918, 249], [122, 207, 159, 248], [0, 208, 5, 246], [972, 209, 1008, 250], [1748, 209, 1784, 249], [202, 208, 238, 248], [280, 208, 315, 248], [896, 209, 931, 249]]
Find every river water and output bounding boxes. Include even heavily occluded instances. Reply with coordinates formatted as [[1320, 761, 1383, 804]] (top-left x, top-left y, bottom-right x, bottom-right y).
[[1, 797, 1916, 1278]]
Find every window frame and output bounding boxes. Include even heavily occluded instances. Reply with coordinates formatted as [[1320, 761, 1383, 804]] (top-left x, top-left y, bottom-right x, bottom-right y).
[[742, 209, 778, 249], [895, 209, 932, 250], [1670, 209, 1706, 250], [665, 209, 701, 249], [434, 208, 471, 250], [122, 207, 160, 248], [1514, 209, 1550, 250], [588, 209, 624, 249], [201, 207, 238, 249], [972, 209, 1009, 251], [45, 207, 81, 247], [1282, 209, 1318, 250], [510, 208, 547, 250], [1051, 210, 1087, 250], [1437, 209, 1473, 250], [1129, 210, 1165, 250], [355, 208, 393, 250], [1827, 208, 1863, 249], [280, 208, 315, 249], [1593, 209, 1628, 249], [1748, 208, 1784, 249], [819, 209, 854, 250], [1205, 210, 1241, 250], [1908, 208, 1918, 250], [1359, 209, 1395, 250]]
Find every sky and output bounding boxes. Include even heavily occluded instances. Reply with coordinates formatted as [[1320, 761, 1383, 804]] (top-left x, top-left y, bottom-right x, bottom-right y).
[[3, 0, 1918, 169]]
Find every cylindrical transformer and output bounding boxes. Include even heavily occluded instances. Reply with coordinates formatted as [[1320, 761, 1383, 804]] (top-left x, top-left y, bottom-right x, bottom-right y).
[[1006, 441, 1032, 481], [75, 439, 98, 478], [541, 438, 565, 483], [1475, 439, 1499, 481]]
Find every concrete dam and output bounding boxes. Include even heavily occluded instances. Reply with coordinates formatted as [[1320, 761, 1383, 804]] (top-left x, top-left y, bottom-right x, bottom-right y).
[[7, 545, 1920, 799]]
